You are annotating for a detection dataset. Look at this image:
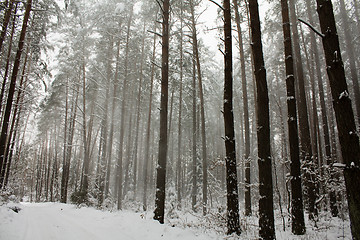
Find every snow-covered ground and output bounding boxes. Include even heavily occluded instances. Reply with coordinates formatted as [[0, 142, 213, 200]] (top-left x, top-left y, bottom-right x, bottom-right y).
[[0, 202, 351, 240]]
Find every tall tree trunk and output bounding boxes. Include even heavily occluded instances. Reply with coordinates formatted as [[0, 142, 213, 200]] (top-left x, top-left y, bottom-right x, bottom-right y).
[[176, 7, 183, 209], [60, 83, 78, 203], [316, 1, 360, 238], [104, 37, 121, 198], [0, 3, 17, 116], [143, 22, 157, 211], [233, 0, 252, 217], [0, 0, 14, 54], [280, 0, 305, 235], [0, 46, 30, 188], [248, 0, 275, 238], [339, 0, 360, 127], [191, 38, 197, 212], [288, 0, 317, 220], [0, 0, 31, 176], [153, 0, 169, 224], [132, 23, 146, 198], [117, 8, 133, 210], [304, 0, 337, 216], [189, 0, 208, 215], [223, 0, 241, 235]]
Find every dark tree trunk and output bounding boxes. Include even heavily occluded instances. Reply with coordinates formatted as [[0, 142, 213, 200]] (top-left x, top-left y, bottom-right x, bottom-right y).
[[0, 0, 32, 179], [60, 84, 78, 203], [248, 0, 275, 239], [153, 0, 169, 224], [0, 0, 15, 54], [233, 0, 252, 217], [288, 0, 317, 220], [191, 38, 197, 212], [223, 0, 241, 235], [0, 46, 30, 188], [143, 22, 157, 211], [280, 0, 305, 235], [316, 1, 360, 239], [339, 0, 360, 128], [0, 3, 17, 116]]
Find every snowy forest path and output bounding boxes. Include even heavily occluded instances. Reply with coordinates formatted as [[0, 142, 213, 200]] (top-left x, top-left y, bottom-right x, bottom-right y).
[[19, 203, 104, 240], [1, 202, 215, 240]]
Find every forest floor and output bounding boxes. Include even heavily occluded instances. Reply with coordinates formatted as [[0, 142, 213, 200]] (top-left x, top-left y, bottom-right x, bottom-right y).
[[0, 201, 351, 240]]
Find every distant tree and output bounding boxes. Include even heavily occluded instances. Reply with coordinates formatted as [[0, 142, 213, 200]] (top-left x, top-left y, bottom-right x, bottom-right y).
[[233, 0, 252, 217]]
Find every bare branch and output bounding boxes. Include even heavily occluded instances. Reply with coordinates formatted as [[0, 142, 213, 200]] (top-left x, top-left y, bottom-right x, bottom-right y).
[[147, 30, 162, 38], [298, 18, 324, 38], [208, 0, 224, 11]]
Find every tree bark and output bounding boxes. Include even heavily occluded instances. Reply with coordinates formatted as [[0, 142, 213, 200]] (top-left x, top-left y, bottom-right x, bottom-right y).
[[0, 3, 17, 116], [248, 0, 275, 238], [0, 0, 15, 54], [233, 0, 252, 217], [189, 0, 208, 215], [280, 0, 305, 235], [339, 0, 360, 128], [0, 0, 32, 180], [316, 1, 360, 239], [288, 0, 317, 220], [223, 0, 241, 235], [153, 0, 169, 224]]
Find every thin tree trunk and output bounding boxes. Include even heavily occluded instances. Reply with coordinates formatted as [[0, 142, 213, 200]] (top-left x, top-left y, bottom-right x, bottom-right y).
[[0, 0, 32, 176], [0, 46, 30, 188], [0, 0, 14, 54], [117, 7, 133, 210], [233, 0, 252, 217], [0, 3, 17, 116], [132, 23, 146, 198], [104, 37, 121, 198], [189, 0, 208, 215], [176, 7, 183, 209], [191, 39, 197, 212], [143, 22, 157, 211]]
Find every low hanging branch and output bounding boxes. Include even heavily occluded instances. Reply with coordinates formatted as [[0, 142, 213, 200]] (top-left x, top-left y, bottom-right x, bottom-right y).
[[298, 18, 325, 38]]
